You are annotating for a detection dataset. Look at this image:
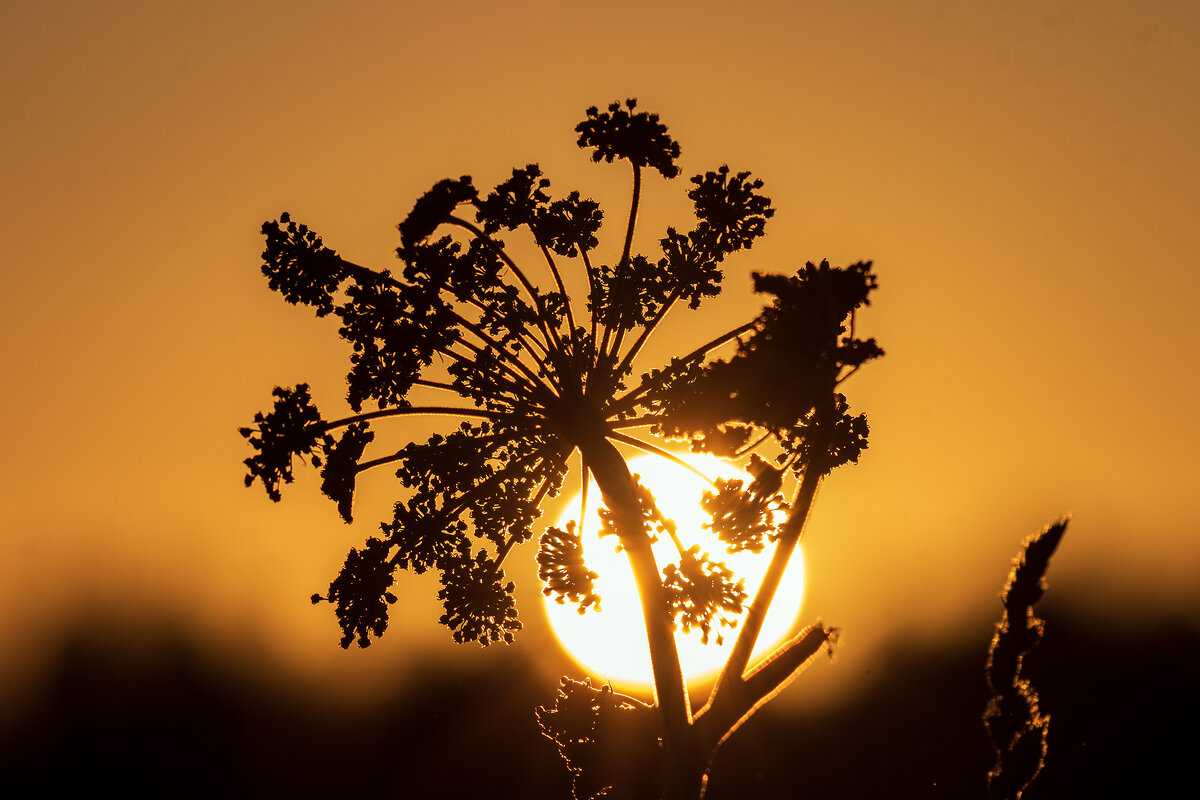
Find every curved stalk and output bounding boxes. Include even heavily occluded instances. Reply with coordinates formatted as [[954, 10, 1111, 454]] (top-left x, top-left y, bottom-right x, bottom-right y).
[[441, 339, 558, 405], [534, 237, 584, 383], [450, 308, 563, 393], [580, 247, 601, 364], [732, 430, 772, 458], [606, 431, 717, 487], [609, 282, 687, 392], [321, 405, 521, 432], [352, 428, 533, 476], [460, 293, 555, 362], [446, 216, 567, 358], [596, 163, 642, 372], [332, 255, 557, 396]]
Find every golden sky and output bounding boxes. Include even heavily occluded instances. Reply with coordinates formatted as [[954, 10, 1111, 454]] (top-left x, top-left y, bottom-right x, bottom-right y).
[[2, 0, 1197, 713]]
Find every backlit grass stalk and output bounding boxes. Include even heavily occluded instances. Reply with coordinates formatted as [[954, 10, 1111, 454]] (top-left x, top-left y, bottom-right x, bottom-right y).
[[984, 518, 1069, 800]]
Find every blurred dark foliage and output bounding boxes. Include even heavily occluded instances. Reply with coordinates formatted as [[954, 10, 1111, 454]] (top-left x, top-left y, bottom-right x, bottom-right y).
[[4, 606, 1197, 798]]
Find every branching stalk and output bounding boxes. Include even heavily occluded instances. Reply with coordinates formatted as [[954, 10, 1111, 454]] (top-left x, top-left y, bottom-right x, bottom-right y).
[[707, 467, 821, 702]]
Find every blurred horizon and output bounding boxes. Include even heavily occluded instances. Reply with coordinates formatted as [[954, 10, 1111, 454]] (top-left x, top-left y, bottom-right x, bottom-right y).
[[2, 0, 1198, 792]]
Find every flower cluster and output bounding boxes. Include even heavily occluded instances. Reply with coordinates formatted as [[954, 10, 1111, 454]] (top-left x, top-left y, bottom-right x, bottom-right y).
[[575, 98, 681, 178], [538, 522, 601, 613], [662, 546, 746, 645], [398, 176, 477, 251], [313, 537, 397, 649], [688, 166, 774, 253], [260, 212, 348, 317], [319, 422, 374, 523], [700, 477, 785, 554], [239, 384, 330, 502], [243, 101, 880, 669], [438, 545, 521, 646]]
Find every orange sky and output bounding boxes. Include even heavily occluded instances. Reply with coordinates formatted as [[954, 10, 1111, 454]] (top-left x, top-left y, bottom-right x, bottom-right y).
[[2, 0, 1197, 712]]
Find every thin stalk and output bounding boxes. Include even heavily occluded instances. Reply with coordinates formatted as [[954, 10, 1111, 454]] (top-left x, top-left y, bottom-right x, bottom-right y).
[[534, 236, 584, 383], [321, 405, 520, 432], [460, 293, 555, 363], [706, 467, 821, 703], [596, 163, 642, 372], [450, 308, 563, 394], [609, 282, 687, 392], [446, 216, 566, 358], [580, 247, 600, 365], [836, 364, 860, 385], [441, 339, 557, 404], [494, 462, 565, 568], [334, 255, 556, 394], [607, 415, 666, 429], [732, 431, 772, 458], [353, 429, 523, 476], [412, 378, 460, 393], [386, 444, 561, 571], [606, 431, 717, 488], [606, 320, 756, 418], [339, 254, 558, 388], [577, 455, 590, 538]]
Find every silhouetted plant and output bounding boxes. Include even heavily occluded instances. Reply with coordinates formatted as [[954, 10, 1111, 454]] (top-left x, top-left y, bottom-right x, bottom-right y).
[[985, 519, 1068, 799], [241, 99, 1055, 799]]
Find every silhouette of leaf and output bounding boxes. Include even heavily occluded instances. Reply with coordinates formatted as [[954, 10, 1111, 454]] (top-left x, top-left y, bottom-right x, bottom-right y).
[[538, 522, 601, 613], [240, 384, 330, 501], [575, 98, 681, 178]]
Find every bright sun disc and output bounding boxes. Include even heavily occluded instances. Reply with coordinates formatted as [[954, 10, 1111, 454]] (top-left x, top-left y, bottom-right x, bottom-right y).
[[543, 453, 805, 689]]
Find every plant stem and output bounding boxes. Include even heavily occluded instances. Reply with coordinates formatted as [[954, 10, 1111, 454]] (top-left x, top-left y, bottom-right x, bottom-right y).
[[577, 426, 696, 799], [706, 468, 821, 707]]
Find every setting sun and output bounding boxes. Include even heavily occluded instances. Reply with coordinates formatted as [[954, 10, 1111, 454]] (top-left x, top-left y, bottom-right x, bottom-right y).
[[543, 453, 806, 689]]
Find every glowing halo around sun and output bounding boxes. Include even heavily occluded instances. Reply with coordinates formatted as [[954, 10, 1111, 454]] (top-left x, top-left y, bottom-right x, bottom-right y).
[[542, 452, 806, 689]]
